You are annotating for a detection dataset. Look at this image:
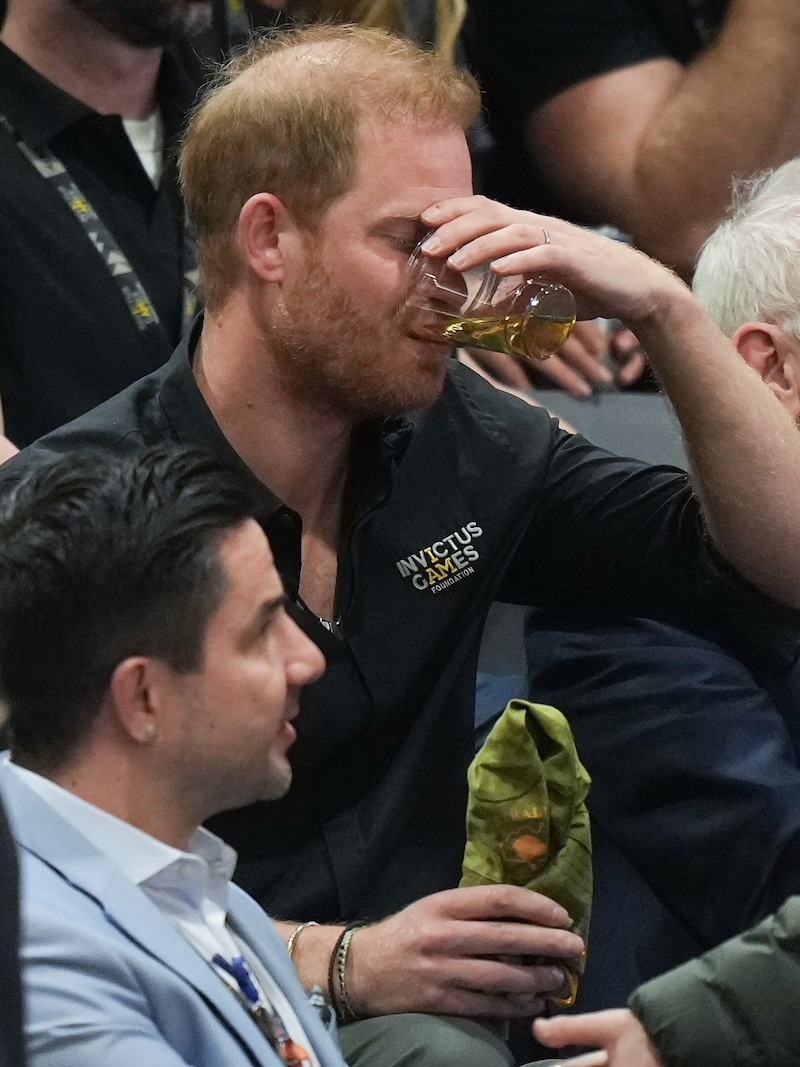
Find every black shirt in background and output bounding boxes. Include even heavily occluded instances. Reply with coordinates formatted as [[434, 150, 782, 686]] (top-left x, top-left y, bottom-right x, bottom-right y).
[[0, 40, 204, 446]]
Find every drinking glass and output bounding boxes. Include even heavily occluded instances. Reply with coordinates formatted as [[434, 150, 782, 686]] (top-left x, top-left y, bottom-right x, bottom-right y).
[[405, 233, 576, 361]]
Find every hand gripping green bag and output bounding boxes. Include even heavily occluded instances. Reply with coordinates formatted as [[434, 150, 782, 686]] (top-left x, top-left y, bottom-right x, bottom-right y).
[[460, 700, 592, 1003]]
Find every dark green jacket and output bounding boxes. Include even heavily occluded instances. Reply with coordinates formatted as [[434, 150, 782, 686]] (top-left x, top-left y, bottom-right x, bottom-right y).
[[631, 896, 800, 1067]]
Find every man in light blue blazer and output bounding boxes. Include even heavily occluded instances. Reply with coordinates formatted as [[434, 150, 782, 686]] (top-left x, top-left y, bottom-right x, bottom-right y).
[[1, 761, 345, 1067], [0, 444, 341, 1067]]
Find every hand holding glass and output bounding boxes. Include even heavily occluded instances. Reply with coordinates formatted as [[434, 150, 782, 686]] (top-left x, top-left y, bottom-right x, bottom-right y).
[[405, 234, 576, 361]]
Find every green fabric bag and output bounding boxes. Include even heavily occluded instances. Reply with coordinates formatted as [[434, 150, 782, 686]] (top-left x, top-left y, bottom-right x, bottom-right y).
[[460, 700, 592, 998]]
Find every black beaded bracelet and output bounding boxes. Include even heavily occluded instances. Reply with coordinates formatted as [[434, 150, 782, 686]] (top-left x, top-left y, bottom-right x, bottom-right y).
[[327, 924, 365, 1024], [327, 927, 349, 1018], [335, 927, 359, 1023]]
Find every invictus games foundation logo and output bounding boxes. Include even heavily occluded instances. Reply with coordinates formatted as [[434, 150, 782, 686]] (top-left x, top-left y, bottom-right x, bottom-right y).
[[395, 522, 483, 593]]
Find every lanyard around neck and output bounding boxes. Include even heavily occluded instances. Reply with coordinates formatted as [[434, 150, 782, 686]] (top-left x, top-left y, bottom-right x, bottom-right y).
[[0, 111, 199, 339], [212, 952, 312, 1067]]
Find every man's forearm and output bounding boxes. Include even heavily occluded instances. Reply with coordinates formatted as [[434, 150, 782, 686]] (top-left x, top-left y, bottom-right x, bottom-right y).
[[274, 919, 344, 993], [529, 0, 800, 276], [632, 0, 800, 269], [421, 196, 800, 609]]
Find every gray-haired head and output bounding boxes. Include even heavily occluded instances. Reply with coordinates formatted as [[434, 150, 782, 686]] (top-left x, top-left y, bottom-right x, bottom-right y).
[[693, 160, 800, 341]]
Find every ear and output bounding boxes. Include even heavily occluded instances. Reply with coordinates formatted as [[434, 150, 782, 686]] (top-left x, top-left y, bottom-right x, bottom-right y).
[[733, 322, 800, 418], [108, 657, 165, 746], [237, 192, 294, 284]]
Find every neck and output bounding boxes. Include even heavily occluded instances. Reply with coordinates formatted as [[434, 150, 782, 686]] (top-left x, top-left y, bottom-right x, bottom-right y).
[[195, 309, 355, 521], [1, 5, 162, 119], [48, 749, 198, 852]]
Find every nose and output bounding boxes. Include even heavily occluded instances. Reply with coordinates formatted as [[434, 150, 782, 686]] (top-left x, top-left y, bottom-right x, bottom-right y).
[[285, 616, 326, 687]]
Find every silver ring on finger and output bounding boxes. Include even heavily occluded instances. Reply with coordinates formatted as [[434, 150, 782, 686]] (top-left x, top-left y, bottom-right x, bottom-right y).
[[541, 227, 551, 245]]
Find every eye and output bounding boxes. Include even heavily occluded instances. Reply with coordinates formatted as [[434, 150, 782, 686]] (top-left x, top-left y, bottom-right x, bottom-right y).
[[390, 234, 419, 253]]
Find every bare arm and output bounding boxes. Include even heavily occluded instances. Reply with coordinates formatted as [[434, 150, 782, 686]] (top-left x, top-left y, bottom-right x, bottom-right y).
[[421, 197, 800, 608], [528, 0, 800, 276]]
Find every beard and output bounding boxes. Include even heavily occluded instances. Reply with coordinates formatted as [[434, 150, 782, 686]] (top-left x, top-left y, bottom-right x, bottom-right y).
[[67, 0, 205, 47], [266, 252, 450, 421]]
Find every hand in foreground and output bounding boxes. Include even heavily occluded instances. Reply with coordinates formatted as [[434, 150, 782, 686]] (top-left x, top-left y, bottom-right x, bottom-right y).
[[420, 197, 691, 330], [346, 885, 584, 1019], [535, 1008, 665, 1067], [542, 1053, 608, 1067]]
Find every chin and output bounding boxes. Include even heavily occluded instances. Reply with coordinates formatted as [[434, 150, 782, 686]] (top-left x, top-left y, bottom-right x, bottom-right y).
[[378, 355, 450, 414], [261, 763, 293, 802], [405, 366, 449, 410], [359, 383, 444, 419], [218, 765, 292, 811]]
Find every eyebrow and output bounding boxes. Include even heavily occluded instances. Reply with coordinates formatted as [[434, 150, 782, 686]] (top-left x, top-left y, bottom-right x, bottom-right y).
[[252, 594, 289, 632], [371, 213, 424, 231]]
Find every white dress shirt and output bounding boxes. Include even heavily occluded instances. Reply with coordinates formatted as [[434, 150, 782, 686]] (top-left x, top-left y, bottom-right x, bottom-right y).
[[122, 110, 165, 187]]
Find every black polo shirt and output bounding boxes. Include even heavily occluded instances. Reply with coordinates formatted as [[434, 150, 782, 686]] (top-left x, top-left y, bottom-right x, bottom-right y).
[[0, 40, 204, 446], [4, 323, 797, 922]]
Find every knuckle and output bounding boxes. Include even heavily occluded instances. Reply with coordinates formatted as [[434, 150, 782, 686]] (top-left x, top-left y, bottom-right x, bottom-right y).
[[510, 221, 531, 242], [415, 924, 444, 956], [481, 882, 514, 910], [427, 985, 456, 1014]]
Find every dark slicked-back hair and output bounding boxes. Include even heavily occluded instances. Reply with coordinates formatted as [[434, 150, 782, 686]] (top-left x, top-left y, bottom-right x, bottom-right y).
[[0, 446, 258, 773]]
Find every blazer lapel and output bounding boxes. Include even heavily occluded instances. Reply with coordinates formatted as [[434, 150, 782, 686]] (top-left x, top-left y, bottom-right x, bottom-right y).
[[0, 763, 279, 1067], [228, 888, 347, 1067]]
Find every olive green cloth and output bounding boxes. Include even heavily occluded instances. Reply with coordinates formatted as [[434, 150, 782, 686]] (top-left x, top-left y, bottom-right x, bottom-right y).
[[460, 700, 592, 954]]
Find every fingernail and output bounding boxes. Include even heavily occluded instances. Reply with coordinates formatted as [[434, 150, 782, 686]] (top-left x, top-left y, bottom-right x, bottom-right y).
[[422, 204, 441, 219], [421, 235, 440, 253], [448, 251, 466, 268], [544, 966, 566, 989]]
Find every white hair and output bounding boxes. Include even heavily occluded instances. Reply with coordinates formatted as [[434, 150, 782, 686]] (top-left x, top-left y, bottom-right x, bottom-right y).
[[693, 159, 800, 341]]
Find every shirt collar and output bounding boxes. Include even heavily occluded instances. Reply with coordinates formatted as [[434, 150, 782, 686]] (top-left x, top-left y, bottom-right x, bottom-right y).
[[160, 317, 285, 517], [160, 316, 417, 597], [0, 40, 199, 149], [166, 316, 414, 497], [0, 39, 90, 145], [4, 757, 236, 888]]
